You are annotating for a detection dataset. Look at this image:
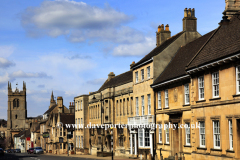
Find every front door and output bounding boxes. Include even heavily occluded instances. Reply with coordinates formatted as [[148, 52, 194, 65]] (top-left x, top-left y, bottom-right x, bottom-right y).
[[172, 123, 179, 156]]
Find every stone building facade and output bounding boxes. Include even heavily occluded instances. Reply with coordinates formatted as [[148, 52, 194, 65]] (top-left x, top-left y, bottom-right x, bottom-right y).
[[74, 95, 89, 155], [151, 6, 240, 160]]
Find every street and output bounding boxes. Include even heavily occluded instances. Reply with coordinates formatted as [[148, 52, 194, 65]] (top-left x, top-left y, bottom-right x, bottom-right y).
[[0, 153, 98, 160]]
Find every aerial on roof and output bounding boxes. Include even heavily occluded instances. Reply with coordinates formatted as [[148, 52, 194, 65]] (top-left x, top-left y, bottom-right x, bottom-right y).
[[152, 29, 216, 87], [131, 31, 184, 69], [186, 13, 240, 70], [98, 70, 132, 92]]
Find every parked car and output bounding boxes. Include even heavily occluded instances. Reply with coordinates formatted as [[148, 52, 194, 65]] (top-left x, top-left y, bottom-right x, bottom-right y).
[[0, 148, 4, 156], [34, 147, 43, 154], [14, 149, 21, 153], [4, 150, 7, 153], [7, 149, 14, 153], [27, 148, 34, 154]]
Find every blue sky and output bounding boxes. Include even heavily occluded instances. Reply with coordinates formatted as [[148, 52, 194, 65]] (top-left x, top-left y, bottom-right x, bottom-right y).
[[0, 0, 225, 119]]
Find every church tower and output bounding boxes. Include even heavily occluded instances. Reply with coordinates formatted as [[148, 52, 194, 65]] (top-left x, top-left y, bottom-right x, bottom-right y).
[[49, 91, 56, 108], [224, 0, 240, 18], [7, 81, 27, 131]]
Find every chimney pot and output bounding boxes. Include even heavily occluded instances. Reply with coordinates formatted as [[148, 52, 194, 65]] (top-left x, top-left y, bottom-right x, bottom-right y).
[[188, 8, 192, 17], [165, 24, 169, 31], [157, 25, 161, 32]]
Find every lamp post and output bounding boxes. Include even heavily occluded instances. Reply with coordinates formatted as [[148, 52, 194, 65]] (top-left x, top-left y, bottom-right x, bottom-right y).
[[110, 127, 113, 160]]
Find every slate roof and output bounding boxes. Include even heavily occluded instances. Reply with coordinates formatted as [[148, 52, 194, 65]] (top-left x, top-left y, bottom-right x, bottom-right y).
[[60, 113, 75, 125], [187, 13, 240, 70], [131, 31, 184, 69], [98, 70, 133, 92], [44, 104, 57, 114], [152, 30, 216, 86]]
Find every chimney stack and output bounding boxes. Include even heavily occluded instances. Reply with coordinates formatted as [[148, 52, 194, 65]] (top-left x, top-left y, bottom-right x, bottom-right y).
[[223, 0, 240, 19], [108, 72, 115, 81], [183, 8, 197, 32], [156, 24, 171, 47], [69, 102, 75, 113], [57, 96, 64, 113]]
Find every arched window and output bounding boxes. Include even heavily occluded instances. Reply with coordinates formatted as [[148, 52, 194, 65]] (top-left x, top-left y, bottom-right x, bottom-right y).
[[15, 115, 17, 119], [13, 99, 19, 108]]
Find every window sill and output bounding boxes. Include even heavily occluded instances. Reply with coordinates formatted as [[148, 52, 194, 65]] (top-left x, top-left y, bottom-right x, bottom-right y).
[[163, 107, 169, 110], [164, 143, 170, 146], [196, 100, 206, 103], [183, 104, 190, 107], [197, 147, 207, 150], [226, 149, 234, 153], [209, 97, 221, 101], [157, 108, 162, 110], [210, 148, 222, 151], [184, 145, 192, 148], [233, 94, 240, 98], [157, 142, 163, 145]]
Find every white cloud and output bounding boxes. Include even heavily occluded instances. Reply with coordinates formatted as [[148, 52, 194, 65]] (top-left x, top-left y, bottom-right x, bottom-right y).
[[0, 57, 15, 68], [0, 73, 12, 85], [10, 70, 52, 79], [0, 45, 15, 58], [21, 0, 144, 44], [112, 37, 155, 56]]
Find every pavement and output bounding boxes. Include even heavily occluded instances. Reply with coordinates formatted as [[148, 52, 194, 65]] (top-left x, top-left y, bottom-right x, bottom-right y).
[[0, 153, 136, 160], [44, 153, 135, 160]]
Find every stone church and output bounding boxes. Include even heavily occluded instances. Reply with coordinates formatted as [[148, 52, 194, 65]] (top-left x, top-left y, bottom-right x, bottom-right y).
[[7, 82, 42, 149]]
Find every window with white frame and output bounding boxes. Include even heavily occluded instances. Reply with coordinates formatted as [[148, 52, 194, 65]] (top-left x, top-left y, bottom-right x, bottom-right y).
[[147, 66, 150, 79], [75, 119, 77, 125], [139, 128, 143, 147], [78, 101, 80, 110], [158, 91, 161, 109], [159, 125, 162, 143], [165, 90, 169, 108], [81, 101, 83, 110], [141, 96, 144, 116], [199, 121, 205, 147], [76, 136, 78, 148], [147, 94, 151, 115], [141, 69, 144, 81], [236, 66, 240, 94], [198, 76, 204, 100], [212, 72, 219, 98], [213, 121, 220, 149], [184, 84, 190, 104], [78, 118, 80, 127], [185, 123, 190, 145], [135, 71, 138, 83], [81, 136, 83, 148], [136, 97, 139, 116], [138, 128, 150, 148], [76, 103, 78, 111], [145, 129, 150, 147], [229, 120, 233, 150], [165, 124, 169, 144]]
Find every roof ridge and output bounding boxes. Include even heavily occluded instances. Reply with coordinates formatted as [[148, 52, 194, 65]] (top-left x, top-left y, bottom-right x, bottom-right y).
[[131, 31, 185, 69], [186, 27, 221, 70]]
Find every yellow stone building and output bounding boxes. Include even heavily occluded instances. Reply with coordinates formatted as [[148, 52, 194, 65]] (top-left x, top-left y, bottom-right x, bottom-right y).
[[74, 95, 89, 155], [151, 5, 240, 160]]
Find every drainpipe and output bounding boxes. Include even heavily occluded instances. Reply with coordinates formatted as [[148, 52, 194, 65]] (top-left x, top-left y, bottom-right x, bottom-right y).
[[153, 89, 156, 160]]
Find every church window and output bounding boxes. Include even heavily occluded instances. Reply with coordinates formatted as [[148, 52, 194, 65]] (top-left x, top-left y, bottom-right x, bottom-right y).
[[13, 99, 19, 108]]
